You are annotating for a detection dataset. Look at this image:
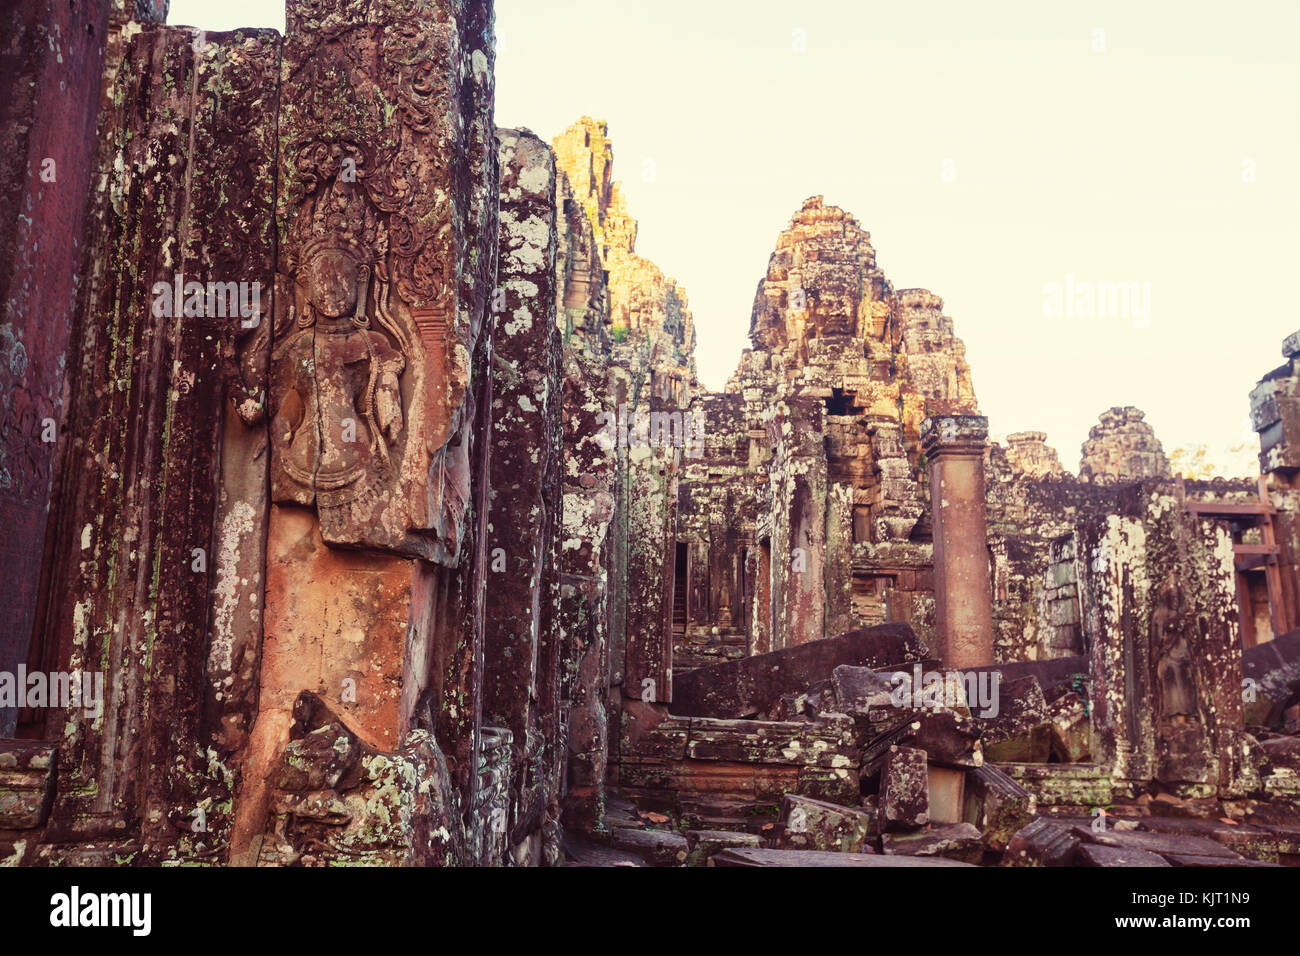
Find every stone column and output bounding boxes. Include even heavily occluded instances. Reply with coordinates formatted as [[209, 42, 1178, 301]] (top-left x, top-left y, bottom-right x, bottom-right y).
[[483, 128, 563, 860], [0, 0, 133, 737], [921, 415, 994, 667]]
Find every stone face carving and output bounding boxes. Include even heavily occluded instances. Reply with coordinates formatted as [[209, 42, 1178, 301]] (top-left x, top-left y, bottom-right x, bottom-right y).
[[1079, 406, 1170, 483], [1002, 431, 1067, 478]]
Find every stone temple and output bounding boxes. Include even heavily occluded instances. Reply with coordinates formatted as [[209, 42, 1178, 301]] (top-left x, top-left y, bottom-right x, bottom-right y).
[[1, 0, 1298, 869]]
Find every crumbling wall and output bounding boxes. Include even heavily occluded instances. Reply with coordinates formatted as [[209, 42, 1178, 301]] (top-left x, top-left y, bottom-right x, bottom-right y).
[[1079, 482, 1256, 800]]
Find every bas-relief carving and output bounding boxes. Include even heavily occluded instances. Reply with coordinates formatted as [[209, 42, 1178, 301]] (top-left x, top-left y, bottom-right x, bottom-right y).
[[254, 0, 479, 564]]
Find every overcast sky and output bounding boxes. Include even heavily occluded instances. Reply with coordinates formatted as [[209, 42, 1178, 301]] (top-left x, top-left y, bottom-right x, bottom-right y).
[[169, 0, 1300, 474]]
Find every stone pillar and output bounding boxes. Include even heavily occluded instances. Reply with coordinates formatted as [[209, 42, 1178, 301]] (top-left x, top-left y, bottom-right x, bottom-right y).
[[483, 128, 563, 861], [559, 353, 615, 831], [921, 415, 994, 667], [768, 396, 827, 648], [230, 0, 499, 866], [622, 397, 679, 701], [1250, 331, 1300, 636], [1079, 511, 1155, 789], [0, 0, 128, 737], [30, 22, 278, 863]]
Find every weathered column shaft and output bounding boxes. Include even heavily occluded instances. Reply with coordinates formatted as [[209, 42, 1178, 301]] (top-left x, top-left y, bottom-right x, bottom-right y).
[[922, 415, 994, 667]]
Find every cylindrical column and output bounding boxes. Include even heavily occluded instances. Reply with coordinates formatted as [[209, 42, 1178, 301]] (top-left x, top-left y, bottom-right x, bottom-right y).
[[921, 415, 994, 667]]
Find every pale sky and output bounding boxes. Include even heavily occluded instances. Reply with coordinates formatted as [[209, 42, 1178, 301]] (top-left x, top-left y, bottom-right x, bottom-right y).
[[170, 0, 1300, 474]]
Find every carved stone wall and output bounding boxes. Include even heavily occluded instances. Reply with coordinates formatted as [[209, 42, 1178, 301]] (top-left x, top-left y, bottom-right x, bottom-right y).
[[1080, 483, 1255, 800], [1002, 431, 1067, 478], [27, 21, 278, 864]]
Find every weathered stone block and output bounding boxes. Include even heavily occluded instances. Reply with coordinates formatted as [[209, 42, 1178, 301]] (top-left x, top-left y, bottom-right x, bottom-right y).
[[684, 829, 760, 866], [1046, 691, 1091, 762], [831, 664, 895, 714], [882, 822, 983, 863], [1077, 843, 1169, 867], [978, 675, 1051, 762], [671, 623, 928, 720], [965, 764, 1034, 852], [880, 746, 929, 831], [610, 827, 688, 867], [1074, 825, 1246, 861], [0, 741, 56, 829], [1001, 817, 1081, 867], [998, 763, 1113, 809], [776, 793, 875, 852], [710, 847, 974, 867]]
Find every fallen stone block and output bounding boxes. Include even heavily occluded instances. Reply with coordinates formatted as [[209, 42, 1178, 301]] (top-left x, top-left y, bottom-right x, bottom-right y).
[[1262, 768, 1300, 804], [1077, 844, 1170, 867], [832, 664, 896, 714], [1001, 817, 1082, 866], [1136, 816, 1280, 863], [671, 623, 929, 719], [979, 676, 1051, 762], [619, 702, 689, 760], [880, 746, 929, 831], [959, 657, 1088, 704], [776, 793, 875, 852], [882, 823, 983, 863], [602, 798, 645, 831], [684, 716, 858, 767], [1046, 691, 1091, 762], [678, 793, 781, 833], [1161, 853, 1278, 867], [1147, 791, 1223, 819], [1261, 735, 1300, 772], [1257, 823, 1300, 862], [562, 833, 646, 867], [609, 827, 689, 867], [998, 762, 1113, 809], [710, 847, 975, 867], [797, 765, 861, 806], [910, 710, 983, 767], [1071, 825, 1245, 861], [966, 764, 1035, 852], [685, 829, 761, 866], [1242, 628, 1300, 730], [0, 741, 57, 829]]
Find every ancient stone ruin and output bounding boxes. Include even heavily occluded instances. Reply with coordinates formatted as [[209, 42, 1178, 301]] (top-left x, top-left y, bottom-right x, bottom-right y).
[[2, 0, 1299, 870]]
